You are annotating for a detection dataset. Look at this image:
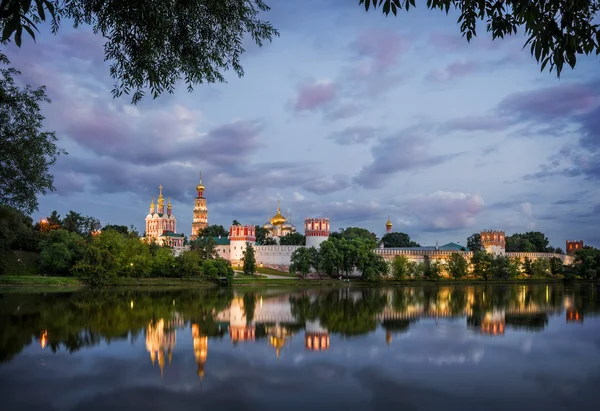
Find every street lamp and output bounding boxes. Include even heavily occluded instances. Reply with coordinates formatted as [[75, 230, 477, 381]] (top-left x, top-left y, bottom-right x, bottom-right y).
[[39, 219, 47, 233]]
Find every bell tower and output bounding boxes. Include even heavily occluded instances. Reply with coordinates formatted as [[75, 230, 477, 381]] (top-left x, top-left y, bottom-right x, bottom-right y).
[[191, 171, 208, 241]]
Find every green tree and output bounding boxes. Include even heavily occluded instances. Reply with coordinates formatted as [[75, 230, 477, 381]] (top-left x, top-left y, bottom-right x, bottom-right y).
[[446, 253, 468, 279], [242, 243, 256, 276], [289, 246, 312, 279], [330, 227, 378, 243], [392, 255, 410, 279], [506, 232, 551, 252], [190, 236, 217, 260], [308, 246, 322, 278], [254, 225, 269, 245], [1, 1, 278, 104], [279, 232, 305, 246], [467, 233, 482, 252], [490, 255, 520, 280], [197, 224, 229, 238], [177, 250, 203, 277], [361, 0, 600, 77], [522, 257, 534, 277], [531, 258, 551, 278], [572, 248, 600, 280], [46, 210, 62, 226], [1, 53, 64, 213], [103, 224, 129, 235], [381, 232, 420, 248], [471, 250, 493, 280], [72, 243, 117, 285], [38, 229, 85, 275], [317, 239, 341, 278], [423, 256, 441, 280], [232, 220, 241, 226], [151, 246, 176, 277], [549, 257, 565, 277]]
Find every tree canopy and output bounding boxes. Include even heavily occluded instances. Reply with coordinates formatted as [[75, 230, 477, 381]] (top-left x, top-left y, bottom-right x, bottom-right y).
[[467, 233, 482, 252], [0, 0, 279, 104], [330, 227, 378, 243], [381, 232, 420, 248], [197, 224, 229, 238], [279, 232, 305, 246], [0, 53, 64, 213], [361, 0, 600, 77]]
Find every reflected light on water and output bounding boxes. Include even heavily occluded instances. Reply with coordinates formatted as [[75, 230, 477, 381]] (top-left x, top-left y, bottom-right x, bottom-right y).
[[1, 283, 599, 411]]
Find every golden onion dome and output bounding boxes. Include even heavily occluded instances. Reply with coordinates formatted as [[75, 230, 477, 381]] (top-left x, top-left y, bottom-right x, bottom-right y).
[[196, 171, 205, 192], [386, 217, 393, 228], [270, 208, 286, 226]]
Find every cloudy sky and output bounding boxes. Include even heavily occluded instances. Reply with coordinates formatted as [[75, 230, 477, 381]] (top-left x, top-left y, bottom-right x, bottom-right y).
[[4, 0, 599, 248]]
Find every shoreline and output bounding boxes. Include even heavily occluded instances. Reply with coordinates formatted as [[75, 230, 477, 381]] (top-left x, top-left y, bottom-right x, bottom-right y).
[[0, 275, 597, 290]]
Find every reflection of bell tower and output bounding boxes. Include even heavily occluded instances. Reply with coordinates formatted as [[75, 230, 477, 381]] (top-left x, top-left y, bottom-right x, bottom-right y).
[[192, 324, 208, 380], [386, 330, 392, 346]]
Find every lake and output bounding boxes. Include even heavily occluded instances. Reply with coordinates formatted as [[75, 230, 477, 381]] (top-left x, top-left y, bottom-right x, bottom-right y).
[[0, 283, 599, 411]]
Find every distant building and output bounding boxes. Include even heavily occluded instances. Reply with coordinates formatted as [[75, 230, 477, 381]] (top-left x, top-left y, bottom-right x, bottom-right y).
[[190, 172, 208, 241], [143, 185, 184, 249]]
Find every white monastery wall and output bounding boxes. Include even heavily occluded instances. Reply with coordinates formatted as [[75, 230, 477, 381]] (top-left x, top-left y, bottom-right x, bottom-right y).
[[255, 245, 301, 270]]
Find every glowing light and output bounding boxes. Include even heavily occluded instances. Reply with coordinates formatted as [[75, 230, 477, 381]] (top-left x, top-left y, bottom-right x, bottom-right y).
[[40, 330, 48, 349], [546, 285, 549, 303], [130, 300, 134, 309]]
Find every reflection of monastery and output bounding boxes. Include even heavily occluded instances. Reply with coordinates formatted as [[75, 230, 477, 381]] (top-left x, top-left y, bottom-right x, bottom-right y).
[[143, 287, 588, 380], [143, 174, 579, 272]]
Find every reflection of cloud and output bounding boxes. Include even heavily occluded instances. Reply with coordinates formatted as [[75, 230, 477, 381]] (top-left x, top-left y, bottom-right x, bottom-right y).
[[522, 338, 533, 353]]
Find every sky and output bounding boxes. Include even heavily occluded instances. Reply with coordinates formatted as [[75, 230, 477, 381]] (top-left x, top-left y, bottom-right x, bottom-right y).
[[4, 0, 599, 248]]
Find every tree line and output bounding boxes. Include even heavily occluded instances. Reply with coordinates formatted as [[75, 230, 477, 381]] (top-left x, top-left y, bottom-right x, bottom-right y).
[[0, 205, 234, 284], [289, 227, 600, 281]]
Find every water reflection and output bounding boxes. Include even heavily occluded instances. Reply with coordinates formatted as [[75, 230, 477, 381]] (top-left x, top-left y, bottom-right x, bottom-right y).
[[0, 284, 599, 410]]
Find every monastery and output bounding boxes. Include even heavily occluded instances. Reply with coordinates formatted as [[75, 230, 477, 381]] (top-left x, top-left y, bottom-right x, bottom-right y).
[[142, 173, 579, 273]]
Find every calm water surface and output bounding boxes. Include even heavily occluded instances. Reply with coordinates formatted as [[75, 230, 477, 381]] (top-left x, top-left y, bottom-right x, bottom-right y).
[[1, 284, 599, 411]]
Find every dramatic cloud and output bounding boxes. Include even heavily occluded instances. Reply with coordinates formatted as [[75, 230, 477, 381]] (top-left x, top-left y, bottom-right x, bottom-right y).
[[401, 191, 485, 231], [498, 82, 598, 121], [355, 134, 462, 188]]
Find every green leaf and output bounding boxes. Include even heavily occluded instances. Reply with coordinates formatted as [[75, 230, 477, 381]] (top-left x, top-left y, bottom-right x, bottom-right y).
[[23, 25, 36, 41], [14, 26, 22, 47]]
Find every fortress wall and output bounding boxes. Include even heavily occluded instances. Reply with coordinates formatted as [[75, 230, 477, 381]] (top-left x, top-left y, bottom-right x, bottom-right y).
[[254, 245, 300, 271], [506, 252, 573, 265], [375, 249, 473, 263]]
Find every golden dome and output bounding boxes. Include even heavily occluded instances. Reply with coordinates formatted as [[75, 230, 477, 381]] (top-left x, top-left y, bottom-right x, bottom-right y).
[[270, 201, 287, 226], [386, 217, 393, 228], [196, 171, 205, 192]]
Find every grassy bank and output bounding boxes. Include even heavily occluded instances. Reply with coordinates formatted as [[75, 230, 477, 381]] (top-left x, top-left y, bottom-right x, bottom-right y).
[[0, 276, 217, 288], [233, 266, 297, 278], [1, 275, 592, 289]]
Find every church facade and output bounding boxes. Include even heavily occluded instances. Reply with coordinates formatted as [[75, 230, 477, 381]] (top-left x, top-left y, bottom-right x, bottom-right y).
[[142, 185, 185, 249]]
